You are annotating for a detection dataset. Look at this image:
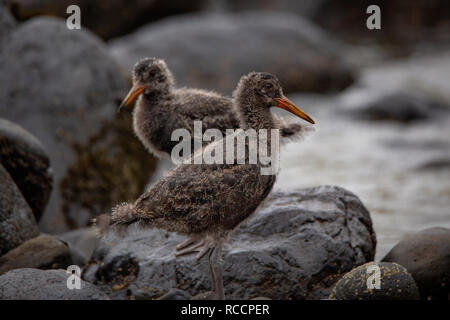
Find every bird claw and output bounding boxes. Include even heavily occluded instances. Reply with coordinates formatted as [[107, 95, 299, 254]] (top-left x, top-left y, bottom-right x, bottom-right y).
[[175, 238, 210, 261]]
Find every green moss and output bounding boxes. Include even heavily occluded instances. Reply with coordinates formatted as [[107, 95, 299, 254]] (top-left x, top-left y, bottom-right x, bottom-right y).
[[59, 112, 157, 229]]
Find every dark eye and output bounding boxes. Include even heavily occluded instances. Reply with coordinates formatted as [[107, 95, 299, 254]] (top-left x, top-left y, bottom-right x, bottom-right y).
[[265, 83, 273, 90], [149, 70, 157, 77]]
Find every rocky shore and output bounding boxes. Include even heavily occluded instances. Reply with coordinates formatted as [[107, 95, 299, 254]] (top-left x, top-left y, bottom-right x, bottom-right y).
[[0, 1, 449, 300]]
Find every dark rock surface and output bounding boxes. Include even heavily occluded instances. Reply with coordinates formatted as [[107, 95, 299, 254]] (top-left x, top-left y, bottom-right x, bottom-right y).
[[0, 234, 72, 275], [0, 118, 52, 222], [348, 92, 448, 123], [0, 164, 39, 255], [329, 262, 420, 300], [58, 227, 100, 266], [157, 288, 192, 300], [5, 0, 207, 40], [84, 186, 376, 299], [110, 12, 354, 95], [0, 17, 129, 232], [382, 227, 450, 300], [0, 268, 109, 299], [0, 4, 15, 44]]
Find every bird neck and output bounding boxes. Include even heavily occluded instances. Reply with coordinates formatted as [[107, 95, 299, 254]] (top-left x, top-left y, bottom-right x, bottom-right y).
[[141, 87, 173, 106], [235, 93, 275, 131]]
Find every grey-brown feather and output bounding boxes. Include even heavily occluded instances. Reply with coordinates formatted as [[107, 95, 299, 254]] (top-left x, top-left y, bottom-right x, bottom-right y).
[[109, 72, 290, 240], [131, 58, 308, 158]]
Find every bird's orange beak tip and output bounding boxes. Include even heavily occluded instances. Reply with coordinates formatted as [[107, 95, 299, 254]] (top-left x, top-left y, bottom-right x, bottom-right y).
[[118, 83, 148, 113], [276, 96, 315, 124]]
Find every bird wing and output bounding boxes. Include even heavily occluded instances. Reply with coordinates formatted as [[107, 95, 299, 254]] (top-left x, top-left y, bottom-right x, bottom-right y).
[[132, 160, 275, 234]]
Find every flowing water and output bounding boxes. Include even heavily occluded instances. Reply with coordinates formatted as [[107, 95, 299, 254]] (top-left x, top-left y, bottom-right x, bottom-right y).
[[276, 51, 450, 260]]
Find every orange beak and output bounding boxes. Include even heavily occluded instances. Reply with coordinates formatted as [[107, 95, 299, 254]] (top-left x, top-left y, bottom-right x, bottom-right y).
[[118, 83, 148, 113], [275, 95, 315, 124]]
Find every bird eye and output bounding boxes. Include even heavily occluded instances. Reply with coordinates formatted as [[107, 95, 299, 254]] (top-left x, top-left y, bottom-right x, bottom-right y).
[[149, 70, 157, 77], [265, 83, 273, 90]]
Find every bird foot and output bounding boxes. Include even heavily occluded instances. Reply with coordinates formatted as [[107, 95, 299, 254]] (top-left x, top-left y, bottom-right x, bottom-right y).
[[175, 239, 210, 260]]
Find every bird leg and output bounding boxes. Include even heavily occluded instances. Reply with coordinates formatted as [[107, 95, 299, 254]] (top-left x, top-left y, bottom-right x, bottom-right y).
[[209, 245, 225, 300], [175, 235, 212, 261], [175, 239, 205, 257], [175, 237, 198, 251]]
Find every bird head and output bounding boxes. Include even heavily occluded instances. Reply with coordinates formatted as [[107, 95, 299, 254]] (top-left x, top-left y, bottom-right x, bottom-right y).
[[234, 72, 315, 124], [118, 58, 174, 112]]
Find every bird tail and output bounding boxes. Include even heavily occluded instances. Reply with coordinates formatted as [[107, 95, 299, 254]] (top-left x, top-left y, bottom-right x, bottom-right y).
[[92, 202, 136, 237], [278, 119, 315, 144]]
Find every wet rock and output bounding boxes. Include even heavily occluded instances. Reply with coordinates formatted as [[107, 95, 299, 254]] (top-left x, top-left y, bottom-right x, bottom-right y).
[[0, 4, 15, 44], [0, 118, 52, 222], [58, 113, 158, 230], [221, 0, 324, 18], [0, 17, 129, 232], [348, 92, 448, 123], [85, 186, 376, 300], [58, 227, 100, 263], [417, 158, 450, 171], [0, 164, 39, 255], [0, 234, 72, 274], [6, 0, 207, 40], [382, 227, 450, 300], [311, 0, 450, 45], [191, 291, 216, 300], [94, 253, 139, 285], [0, 268, 109, 299], [329, 262, 420, 300], [110, 12, 355, 95], [157, 288, 192, 300]]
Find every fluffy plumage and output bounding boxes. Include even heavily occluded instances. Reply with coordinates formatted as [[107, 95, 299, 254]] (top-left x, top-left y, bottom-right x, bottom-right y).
[[129, 58, 309, 158]]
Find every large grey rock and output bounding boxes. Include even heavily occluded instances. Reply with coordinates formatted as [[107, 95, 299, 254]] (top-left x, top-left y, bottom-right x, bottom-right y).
[[0, 268, 109, 299], [220, 0, 326, 18], [5, 0, 207, 40], [0, 118, 52, 222], [0, 234, 72, 274], [85, 186, 376, 299], [58, 227, 100, 265], [0, 164, 39, 255], [110, 12, 355, 95], [329, 262, 420, 300], [382, 227, 450, 300], [0, 17, 129, 232], [347, 92, 448, 123]]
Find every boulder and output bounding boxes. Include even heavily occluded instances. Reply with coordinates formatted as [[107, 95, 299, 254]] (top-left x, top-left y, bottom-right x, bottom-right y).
[[157, 288, 192, 300], [110, 12, 355, 95], [382, 227, 450, 300], [58, 227, 100, 264], [0, 234, 72, 274], [329, 262, 420, 300], [0, 17, 129, 232], [0, 268, 109, 299], [84, 186, 376, 299], [0, 164, 39, 255], [0, 118, 52, 222], [347, 92, 448, 123], [5, 0, 207, 40], [310, 0, 450, 44]]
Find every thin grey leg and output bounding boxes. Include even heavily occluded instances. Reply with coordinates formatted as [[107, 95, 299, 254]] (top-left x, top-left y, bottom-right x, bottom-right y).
[[176, 237, 197, 250], [209, 245, 225, 300], [175, 240, 205, 257], [208, 248, 216, 293]]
